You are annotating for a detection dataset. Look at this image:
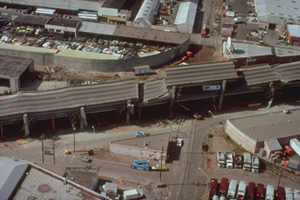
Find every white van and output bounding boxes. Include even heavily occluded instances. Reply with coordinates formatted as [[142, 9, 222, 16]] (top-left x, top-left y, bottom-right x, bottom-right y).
[[234, 17, 243, 23]]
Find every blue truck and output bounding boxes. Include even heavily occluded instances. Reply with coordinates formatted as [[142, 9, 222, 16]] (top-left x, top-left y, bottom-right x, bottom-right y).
[[131, 159, 149, 171]]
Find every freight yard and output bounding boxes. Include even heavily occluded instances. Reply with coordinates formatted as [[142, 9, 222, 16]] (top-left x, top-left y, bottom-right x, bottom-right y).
[[0, 0, 300, 199]]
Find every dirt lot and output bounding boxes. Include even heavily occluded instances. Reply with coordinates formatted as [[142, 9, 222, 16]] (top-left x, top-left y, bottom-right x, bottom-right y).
[[205, 128, 300, 191]]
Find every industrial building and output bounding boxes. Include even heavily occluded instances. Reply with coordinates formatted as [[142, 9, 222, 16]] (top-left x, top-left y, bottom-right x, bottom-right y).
[[254, 0, 300, 30], [0, 55, 34, 93], [0, 156, 107, 199], [286, 24, 300, 47], [174, 1, 197, 34], [98, 0, 131, 24], [134, 0, 160, 28], [225, 108, 300, 157]]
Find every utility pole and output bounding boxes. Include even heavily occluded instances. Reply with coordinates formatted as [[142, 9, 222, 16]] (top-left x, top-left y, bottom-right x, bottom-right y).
[[53, 140, 55, 165], [277, 169, 283, 189], [92, 125, 95, 149], [73, 127, 76, 152], [159, 147, 164, 184], [41, 134, 45, 164]]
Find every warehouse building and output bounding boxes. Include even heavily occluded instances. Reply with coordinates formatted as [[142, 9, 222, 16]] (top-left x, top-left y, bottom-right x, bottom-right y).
[[134, 0, 160, 28], [255, 0, 300, 30], [174, 1, 197, 34], [287, 24, 300, 47], [0, 55, 34, 93], [98, 0, 130, 24]]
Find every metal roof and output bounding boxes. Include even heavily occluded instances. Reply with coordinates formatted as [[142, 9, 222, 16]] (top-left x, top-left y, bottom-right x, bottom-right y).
[[256, 0, 300, 25], [288, 24, 300, 37], [273, 61, 300, 83], [174, 1, 197, 25], [274, 47, 300, 57], [101, 0, 126, 10], [13, 164, 103, 199], [227, 108, 300, 142], [165, 61, 238, 86], [0, 157, 28, 200], [143, 79, 169, 103], [238, 65, 279, 86], [264, 138, 282, 151], [0, 80, 138, 118], [79, 21, 116, 35], [134, 0, 160, 25], [222, 41, 274, 59], [0, 55, 33, 79], [46, 18, 80, 28], [13, 15, 51, 25]]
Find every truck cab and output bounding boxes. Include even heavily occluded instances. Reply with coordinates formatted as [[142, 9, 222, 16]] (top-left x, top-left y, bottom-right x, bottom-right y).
[[209, 178, 218, 197], [247, 182, 255, 200], [276, 186, 285, 200], [251, 156, 260, 173], [217, 152, 226, 168], [256, 183, 264, 200], [243, 152, 252, 171], [131, 159, 149, 171]]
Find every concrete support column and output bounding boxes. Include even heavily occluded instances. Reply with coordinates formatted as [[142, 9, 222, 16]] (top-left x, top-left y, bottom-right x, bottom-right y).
[[218, 80, 227, 110], [169, 86, 176, 119], [1, 125, 4, 140], [52, 118, 55, 131], [23, 114, 30, 137], [80, 107, 88, 127], [9, 78, 19, 92], [138, 106, 142, 120], [126, 100, 134, 124]]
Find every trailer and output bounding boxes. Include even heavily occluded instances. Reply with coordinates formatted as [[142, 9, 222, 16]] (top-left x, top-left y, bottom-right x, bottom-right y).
[[225, 152, 234, 168], [290, 138, 300, 156], [251, 156, 259, 173], [265, 185, 274, 200], [78, 12, 98, 22], [243, 152, 251, 171], [236, 181, 247, 199], [285, 187, 294, 200], [36, 8, 56, 16], [227, 179, 238, 199], [217, 152, 226, 168]]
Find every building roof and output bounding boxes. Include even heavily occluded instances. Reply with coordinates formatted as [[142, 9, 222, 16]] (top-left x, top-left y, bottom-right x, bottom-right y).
[[134, 0, 160, 24], [238, 65, 279, 86], [174, 1, 197, 26], [79, 21, 116, 35], [222, 41, 274, 59], [273, 61, 300, 83], [0, 80, 138, 118], [227, 108, 300, 142], [274, 47, 300, 57], [12, 163, 104, 199], [46, 18, 80, 28], [13, 15, 51, 25], [288, 24, 300, 38], [255, 0, 300, 25], [0, 55, 33, 79], [0, 157, 28, 200], [56, 49, 120, 60], [143, 79, 169, 103], [264, 138, 282, 151], [101, 0, 126, 10], [165, 61, 238, 87]]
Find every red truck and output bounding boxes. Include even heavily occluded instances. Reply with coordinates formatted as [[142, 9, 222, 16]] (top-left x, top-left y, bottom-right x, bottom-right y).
[[256, 183, 264, 200], [246, 182, 255, 200], [234, 152, 243, 169], [276, 186, 285, 200], [209, 178, 218, 197], [219, 178, 228, 196]]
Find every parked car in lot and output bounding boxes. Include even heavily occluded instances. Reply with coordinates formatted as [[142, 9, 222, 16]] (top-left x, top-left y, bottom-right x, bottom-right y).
[[135, 131, 150, 137]]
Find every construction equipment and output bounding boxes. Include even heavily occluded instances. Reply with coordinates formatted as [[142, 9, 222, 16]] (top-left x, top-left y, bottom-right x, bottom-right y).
[[284, 145, 292, 156], [281, 159, 289, 167]]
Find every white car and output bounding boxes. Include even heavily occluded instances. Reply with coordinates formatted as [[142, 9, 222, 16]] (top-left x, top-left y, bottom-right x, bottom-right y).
[[176, 138, 183, 147]]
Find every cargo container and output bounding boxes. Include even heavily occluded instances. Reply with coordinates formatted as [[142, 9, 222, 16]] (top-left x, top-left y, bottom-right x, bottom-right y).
[[290, 138, 300, 156], [219, 178, 228, 196], [256, 183, 264, 200]]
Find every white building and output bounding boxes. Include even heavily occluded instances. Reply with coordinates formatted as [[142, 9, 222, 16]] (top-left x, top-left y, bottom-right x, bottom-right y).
[[134, 0, 160, 28], [174, 1, 197, 34]]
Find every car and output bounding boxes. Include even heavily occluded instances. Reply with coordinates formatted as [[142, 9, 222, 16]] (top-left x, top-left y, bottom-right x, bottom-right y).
[[176, 138, 183, 147], [135, 131, 150, 137]]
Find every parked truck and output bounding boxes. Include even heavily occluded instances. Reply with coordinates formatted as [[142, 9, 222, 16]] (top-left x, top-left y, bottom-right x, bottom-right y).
[[236, 181, 247, 199], [256, 183, 264, 200], [210, 178, 218, 197], [219, 178, 229, 196], [123, 189, 143, 200], [265, 185, 274, 200], [217, 152, 226, 168], [226, 152, 234, 168], [251, 156, 260, 173], [285, 187, 294, 200], [243, 152, 251, 171], [234, 153, 243, 169], [246, 182, 255, 199], [290, 138, 300, 156], [227, 179, 238, 199]]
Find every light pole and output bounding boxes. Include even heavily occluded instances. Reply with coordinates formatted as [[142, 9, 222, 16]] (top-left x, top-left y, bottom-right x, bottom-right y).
[[73, 127, 76, 152], [199, 167, 210, 197], [92, 125, 95, 149], [208, 110, 217, 133]]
